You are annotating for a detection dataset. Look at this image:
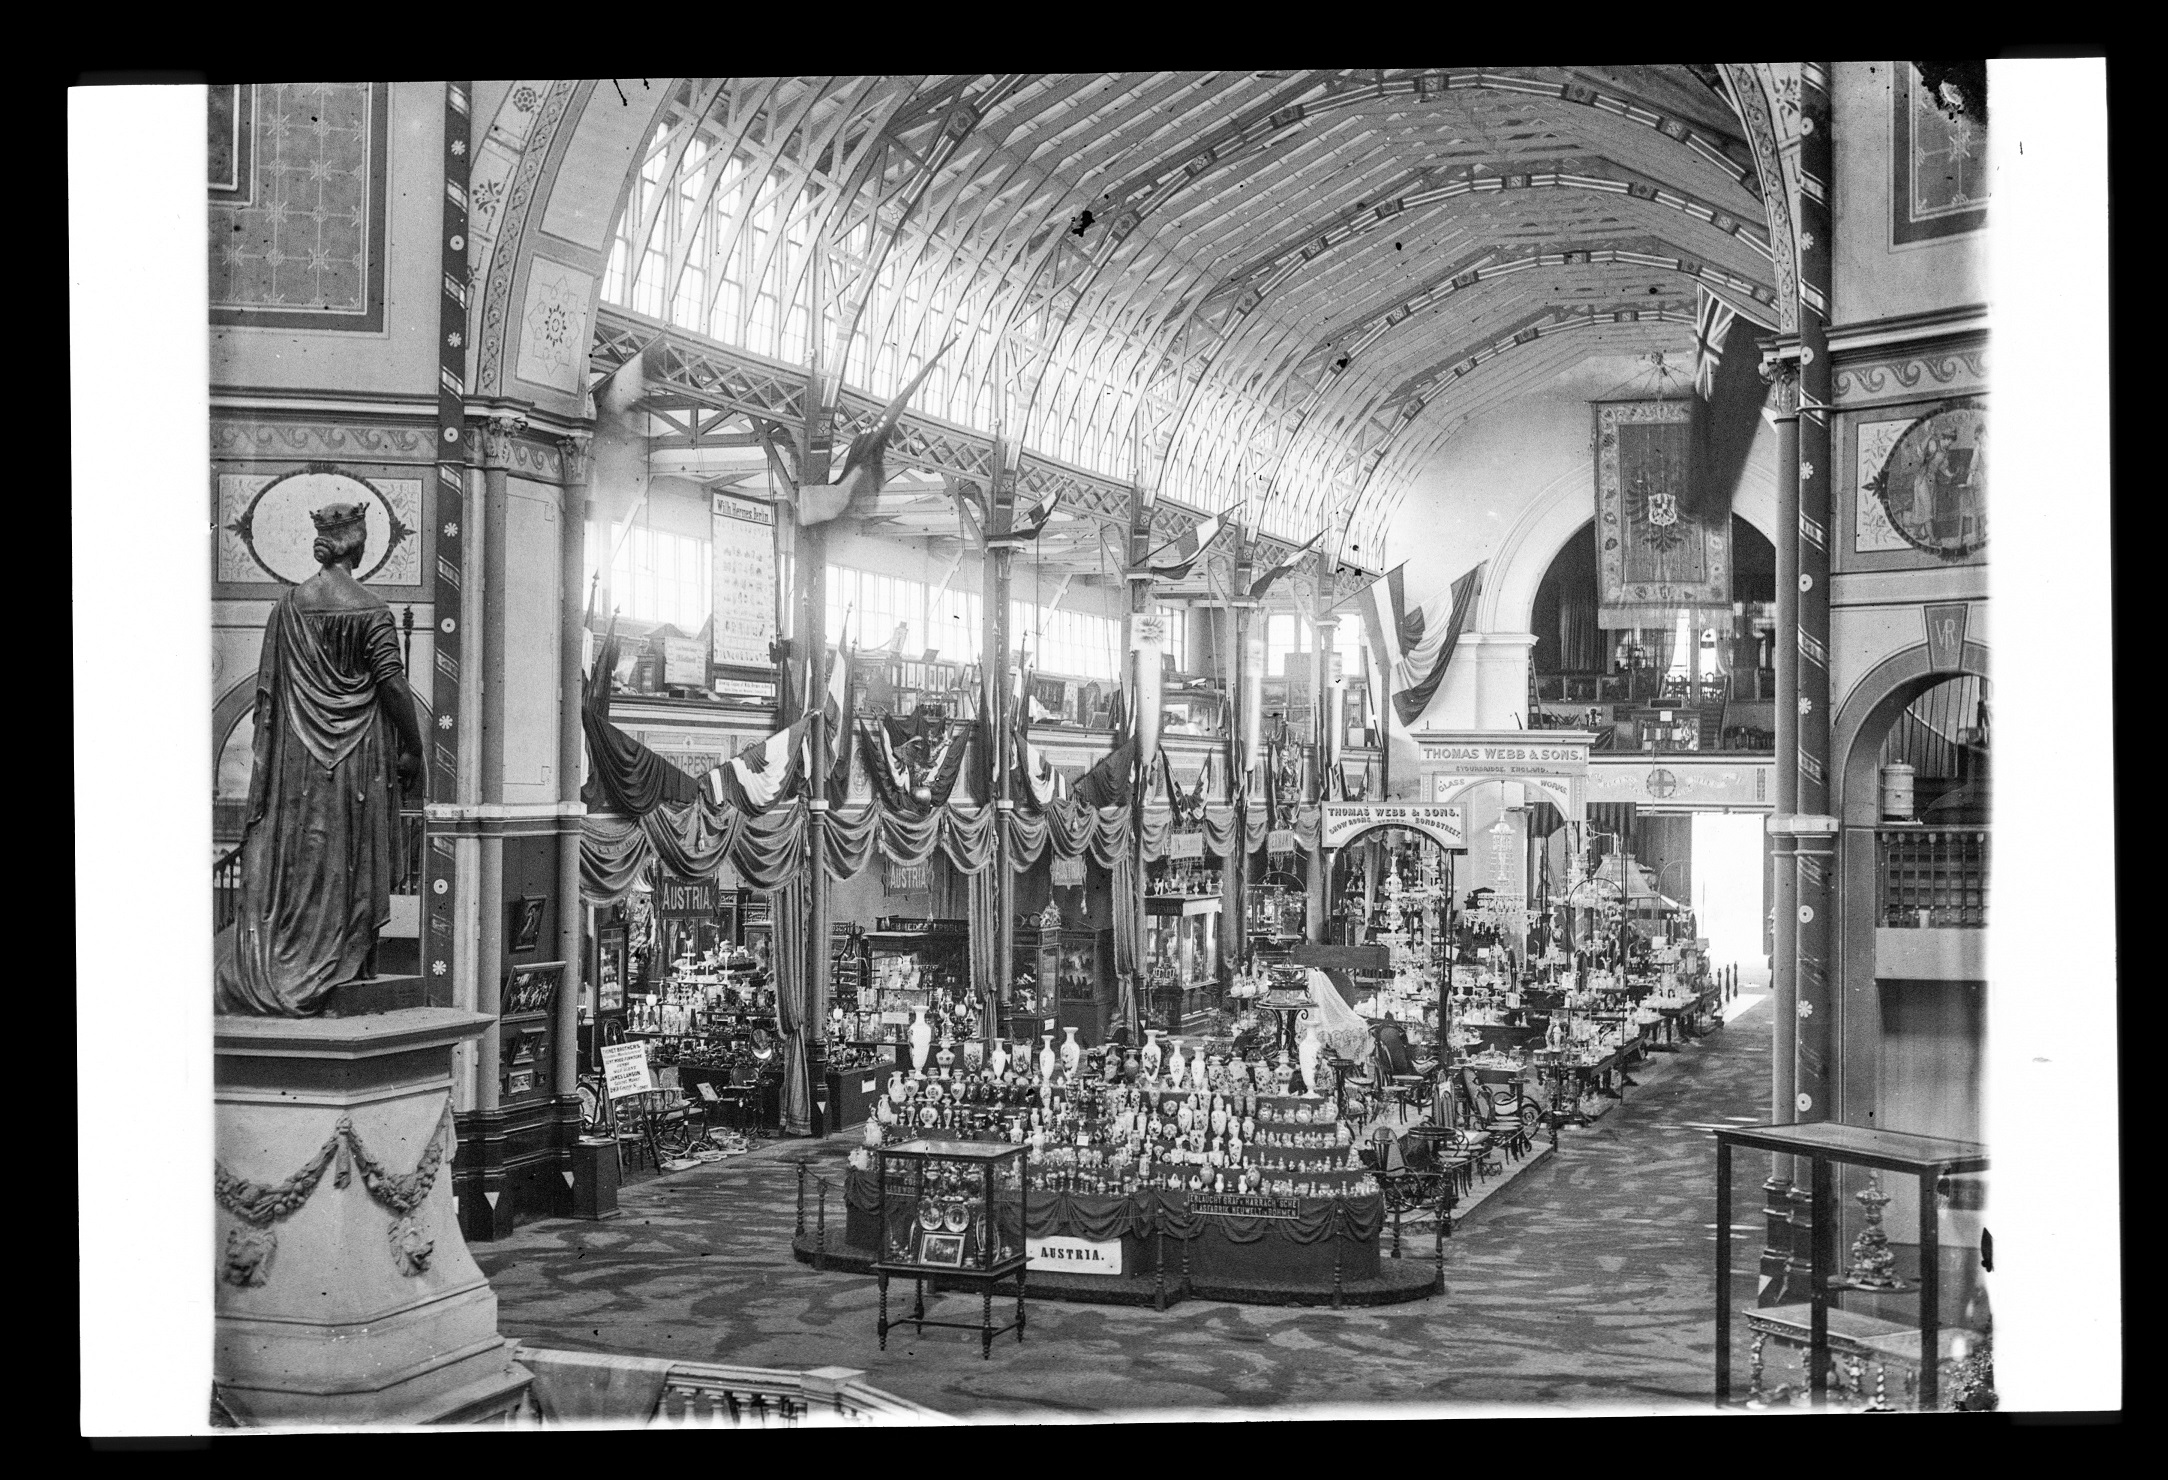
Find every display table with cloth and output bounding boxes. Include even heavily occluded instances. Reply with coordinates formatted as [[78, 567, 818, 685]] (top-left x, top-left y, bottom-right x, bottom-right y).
[[845, 1172, 1382, 1287]]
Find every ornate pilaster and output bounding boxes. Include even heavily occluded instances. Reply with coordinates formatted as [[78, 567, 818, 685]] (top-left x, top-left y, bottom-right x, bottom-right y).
[[1791, 63, 1837, 1138], [552, 430, 592, 1174]]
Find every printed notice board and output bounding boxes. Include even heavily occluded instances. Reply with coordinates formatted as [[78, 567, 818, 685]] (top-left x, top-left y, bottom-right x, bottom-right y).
[[712, 493, 776, 669], [600, 1041, 654, 1101]]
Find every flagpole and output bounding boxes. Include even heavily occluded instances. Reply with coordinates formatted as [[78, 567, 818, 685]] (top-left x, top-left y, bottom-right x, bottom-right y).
[[792, 228, 836, 1139]]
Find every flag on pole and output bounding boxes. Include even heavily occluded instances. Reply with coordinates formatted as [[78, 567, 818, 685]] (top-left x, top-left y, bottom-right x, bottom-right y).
[[798, 339, 957, 526], [1692, 285, 1739, 401], [1246, 528, 1325, 601], [703, 716, 812, 812], [821, 638, 855, 800], [1351, 562, 1486, 727], [1686, 283, 1771, 522], [1131, 510, 1227, 582]]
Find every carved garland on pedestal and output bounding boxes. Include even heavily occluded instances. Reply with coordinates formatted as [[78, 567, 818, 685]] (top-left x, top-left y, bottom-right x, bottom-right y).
[[214, 1098, 456, 1287]]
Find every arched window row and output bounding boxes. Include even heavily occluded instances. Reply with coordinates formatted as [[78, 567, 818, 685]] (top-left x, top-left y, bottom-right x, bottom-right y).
[[599, 112, 1377, 542]]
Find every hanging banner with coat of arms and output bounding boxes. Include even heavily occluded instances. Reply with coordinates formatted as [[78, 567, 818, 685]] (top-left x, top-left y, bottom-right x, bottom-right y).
[[1593, 399, 1730, 630]]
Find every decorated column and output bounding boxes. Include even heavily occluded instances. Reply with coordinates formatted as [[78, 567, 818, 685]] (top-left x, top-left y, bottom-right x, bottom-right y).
[[553, 431, 590, 1154], [1305, 552, 1332, 944], [1228, 530, 1259, 967], [985, 440, 1021, 1034], [1762, 358, 1802, 1301], [1121, 482, 1159, 1036]]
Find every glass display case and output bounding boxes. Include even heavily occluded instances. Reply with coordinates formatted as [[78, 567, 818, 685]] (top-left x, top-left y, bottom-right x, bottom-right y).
[[1714, 1123, 1991, 1411], [873, 1138, 1029, 1359], [1143, 897, 1220, 1032], [1013, 925, 1111, 1048]]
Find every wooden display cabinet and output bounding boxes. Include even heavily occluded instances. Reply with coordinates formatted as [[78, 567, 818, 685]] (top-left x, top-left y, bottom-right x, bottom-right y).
[[1012, 926, 1112, 1048]]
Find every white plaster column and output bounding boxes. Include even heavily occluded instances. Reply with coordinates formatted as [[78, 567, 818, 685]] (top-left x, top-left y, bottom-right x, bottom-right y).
[[1466, 631, 1539, 731]]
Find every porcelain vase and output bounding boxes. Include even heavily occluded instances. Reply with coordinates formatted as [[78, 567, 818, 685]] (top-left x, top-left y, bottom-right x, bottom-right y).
[[1060, 1025, 1081, 1078], [1039, 1034, 1056, 1082], [1141, 1030, 1163, 1080], [908, 1006, 933, 1076], [990, 1039, 1010, 1077]]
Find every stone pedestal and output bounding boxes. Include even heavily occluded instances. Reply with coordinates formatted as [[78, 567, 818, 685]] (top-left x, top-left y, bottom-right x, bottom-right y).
[[214, 1007, 532, 1426]]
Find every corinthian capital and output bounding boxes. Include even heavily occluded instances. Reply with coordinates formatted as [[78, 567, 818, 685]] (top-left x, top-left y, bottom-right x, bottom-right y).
[[557, 431, 594, 485], [480, 411, 529, 467], [1758, 348, 1801, 416]]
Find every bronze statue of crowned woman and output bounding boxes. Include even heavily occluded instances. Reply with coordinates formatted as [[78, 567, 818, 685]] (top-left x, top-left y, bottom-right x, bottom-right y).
[[216, 502, 425, 1016]]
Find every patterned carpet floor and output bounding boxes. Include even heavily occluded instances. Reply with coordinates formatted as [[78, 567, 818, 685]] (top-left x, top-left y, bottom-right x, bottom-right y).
[[475, 995, 1772, 1420]]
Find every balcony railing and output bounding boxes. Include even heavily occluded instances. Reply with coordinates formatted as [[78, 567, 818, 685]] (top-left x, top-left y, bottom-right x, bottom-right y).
[[213, 811, 426, 934], [508, 1347, 945, 1427], [1878, 826, 1989, 928]]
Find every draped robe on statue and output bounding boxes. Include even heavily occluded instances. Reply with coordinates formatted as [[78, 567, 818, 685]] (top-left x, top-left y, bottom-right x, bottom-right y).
[[216, 577, 407, 1016]]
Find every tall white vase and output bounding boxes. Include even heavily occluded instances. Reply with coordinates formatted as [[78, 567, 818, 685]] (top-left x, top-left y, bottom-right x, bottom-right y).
[[1060, 1025, 1082, 1078], [1141, 1030, 1163, 1080], [989, 1039, 1010, 1078], [908, 1005, 932, 1076], [1166, 1040, 1187, 1089], [1298, 1017, 1322, 1095], [1039, 1034, 1057, 1082]]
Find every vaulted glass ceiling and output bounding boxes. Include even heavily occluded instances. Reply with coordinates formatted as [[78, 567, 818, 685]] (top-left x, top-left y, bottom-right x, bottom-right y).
[[594, 70, 1775, 562]]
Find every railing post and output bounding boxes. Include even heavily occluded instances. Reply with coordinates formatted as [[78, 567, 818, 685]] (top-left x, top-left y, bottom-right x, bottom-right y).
[[815, 1183, 828, 1270]]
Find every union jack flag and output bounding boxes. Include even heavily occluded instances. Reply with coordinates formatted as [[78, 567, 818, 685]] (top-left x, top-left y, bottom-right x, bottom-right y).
[[1693, 285, 1738, 400]]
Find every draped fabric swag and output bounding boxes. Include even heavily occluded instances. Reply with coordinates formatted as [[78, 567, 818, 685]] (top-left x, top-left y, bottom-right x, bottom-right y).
[[580, 791, 1321, 1130], [581, 796, 1320, 907]]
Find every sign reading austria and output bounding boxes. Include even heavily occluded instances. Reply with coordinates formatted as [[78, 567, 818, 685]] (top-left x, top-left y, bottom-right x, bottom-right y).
[[1025, 1236, 1123, 1275]]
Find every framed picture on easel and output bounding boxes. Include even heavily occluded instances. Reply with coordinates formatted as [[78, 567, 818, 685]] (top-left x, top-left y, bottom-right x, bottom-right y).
[[595, 926, 627, 1013]]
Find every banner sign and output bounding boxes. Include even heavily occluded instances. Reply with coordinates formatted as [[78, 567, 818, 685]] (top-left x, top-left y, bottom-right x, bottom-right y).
[[711, 493, 777, 669], [600, 1040, 654, 1101], [1593, 399, 1730, 629], [1432, 772, 1576, 814], [1026, 1235, 1124, 1275], [1189, 1194, 1303, 1220], [663, 635, 707, 687], [1050, 856, 1087, 887], [655, 877, 720, 916], [1320, 803, 1464, 852], [1165, 832, 1206, 859]]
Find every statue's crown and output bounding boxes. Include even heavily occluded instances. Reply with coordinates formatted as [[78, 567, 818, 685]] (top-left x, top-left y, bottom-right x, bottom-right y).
[[309, 502, 368, 536]]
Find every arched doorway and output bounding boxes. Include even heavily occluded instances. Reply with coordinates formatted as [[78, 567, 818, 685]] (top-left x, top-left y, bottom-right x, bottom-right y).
[[1528, 516, 1777, 744]]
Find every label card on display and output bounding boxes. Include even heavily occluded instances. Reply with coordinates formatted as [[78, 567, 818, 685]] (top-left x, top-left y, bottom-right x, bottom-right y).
[[1026, 1236, 1124, 1274], [1189, 1194, 1302, 1220], [662, 635, 707, 687], [600, 1041, 654, 1101], [1166, 832, 1206, 860]]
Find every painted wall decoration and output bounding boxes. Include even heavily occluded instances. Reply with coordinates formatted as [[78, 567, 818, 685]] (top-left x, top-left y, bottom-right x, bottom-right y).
[[217, 469, 421, 586], [209, 83, 390, 331], [513, 258, 595, 393], [1592, 399, 1729, 629], [1862, 401, 1986, 558], [1892, 63, 1988, 244]]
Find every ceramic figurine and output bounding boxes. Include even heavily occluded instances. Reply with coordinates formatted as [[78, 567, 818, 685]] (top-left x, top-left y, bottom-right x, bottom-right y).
[[1060, 1025, 1082, 1078]]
